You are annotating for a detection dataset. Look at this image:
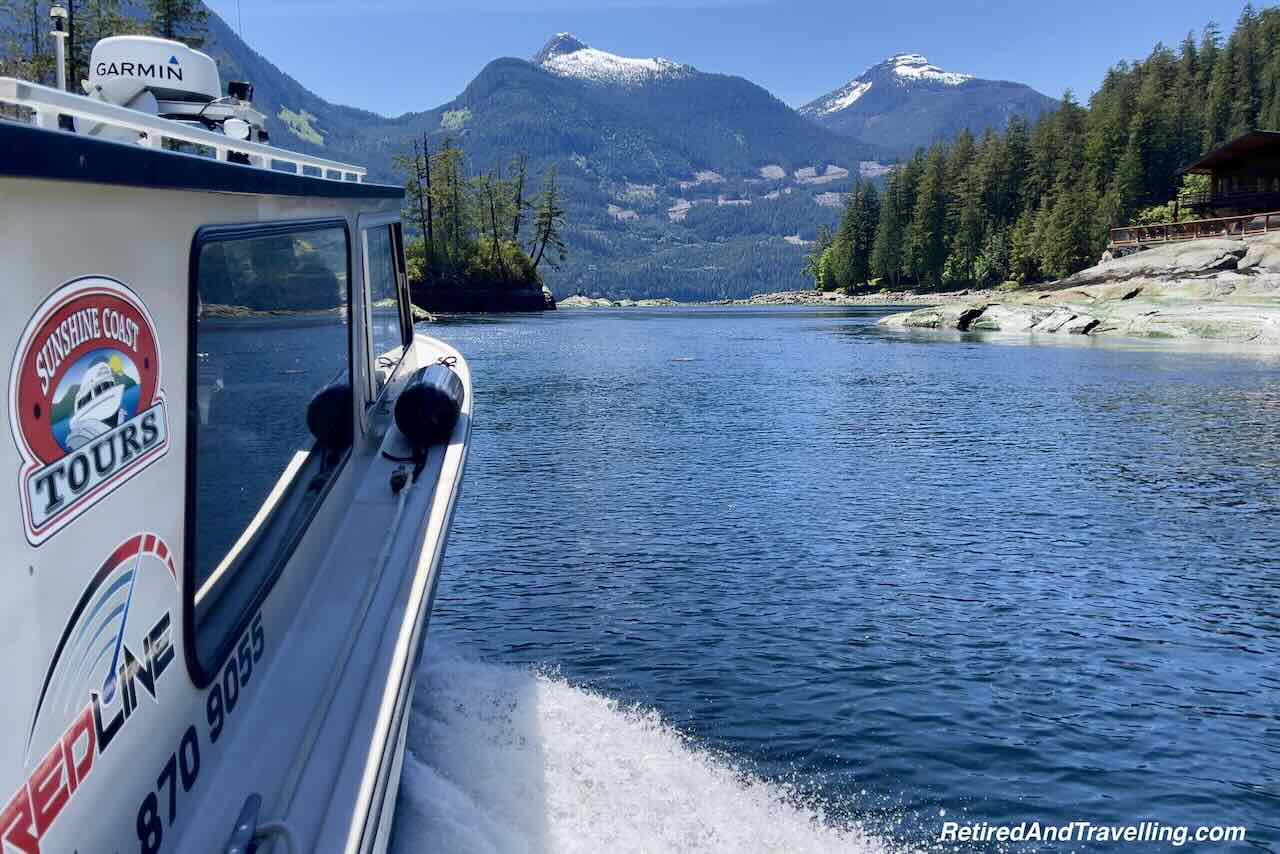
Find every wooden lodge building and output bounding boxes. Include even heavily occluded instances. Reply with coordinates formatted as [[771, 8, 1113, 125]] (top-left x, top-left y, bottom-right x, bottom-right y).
[[1182, 130, 1280, 217], [1110, 130, 1280, 250]]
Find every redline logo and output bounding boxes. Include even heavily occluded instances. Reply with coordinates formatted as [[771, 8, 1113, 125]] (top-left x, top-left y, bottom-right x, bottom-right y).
[[2, 535, 177, 853]]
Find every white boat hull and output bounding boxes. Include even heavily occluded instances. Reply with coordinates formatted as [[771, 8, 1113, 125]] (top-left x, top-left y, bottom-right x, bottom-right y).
[[0, 108, 470, 854]]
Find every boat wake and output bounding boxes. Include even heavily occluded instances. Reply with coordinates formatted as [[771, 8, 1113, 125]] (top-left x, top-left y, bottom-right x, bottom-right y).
[[389, 646, 904, 854]]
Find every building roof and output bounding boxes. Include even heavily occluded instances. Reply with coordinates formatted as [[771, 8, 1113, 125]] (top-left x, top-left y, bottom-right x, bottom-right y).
[[1180, 130, 1280, 174]]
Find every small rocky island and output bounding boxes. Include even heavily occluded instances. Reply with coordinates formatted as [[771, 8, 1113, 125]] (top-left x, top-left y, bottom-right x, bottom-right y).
[[880, 236, 1280, 347]]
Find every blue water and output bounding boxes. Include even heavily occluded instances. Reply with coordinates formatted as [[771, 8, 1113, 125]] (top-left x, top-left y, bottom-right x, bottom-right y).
[[395, 307, 1280, 853]]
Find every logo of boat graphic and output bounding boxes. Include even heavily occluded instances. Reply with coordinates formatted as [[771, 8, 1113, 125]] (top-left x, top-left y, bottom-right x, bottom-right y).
[[9, 277, 169, 545], [64, 357, 130, 449]]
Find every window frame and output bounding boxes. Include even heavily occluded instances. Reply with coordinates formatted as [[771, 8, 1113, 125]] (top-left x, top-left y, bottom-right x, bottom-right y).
[[183, 217, 354, 689], [357, 214, 413, 411]]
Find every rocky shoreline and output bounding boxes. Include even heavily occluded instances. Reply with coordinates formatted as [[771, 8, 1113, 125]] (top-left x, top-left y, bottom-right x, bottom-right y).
[[879, 236, 1280, 348], [557, 289, 988, 309], [558, 295, 680, 308], [556, 235, 1280, 350]]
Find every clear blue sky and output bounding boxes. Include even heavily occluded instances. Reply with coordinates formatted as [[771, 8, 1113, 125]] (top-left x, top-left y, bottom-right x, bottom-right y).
[[206, 0, 1256, 118]]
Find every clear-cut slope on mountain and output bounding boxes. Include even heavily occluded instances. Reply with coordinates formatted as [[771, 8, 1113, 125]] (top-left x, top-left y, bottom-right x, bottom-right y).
[[801, 53, 1057, 159]]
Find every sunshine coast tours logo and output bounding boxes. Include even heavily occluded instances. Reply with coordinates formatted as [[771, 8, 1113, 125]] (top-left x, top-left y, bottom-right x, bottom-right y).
[[8, 277, 169, 545]]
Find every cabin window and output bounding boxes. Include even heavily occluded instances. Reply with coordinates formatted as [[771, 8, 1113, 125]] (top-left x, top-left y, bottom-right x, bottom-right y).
[[362, 222, 412, 398], [186, 221, 351, 684]]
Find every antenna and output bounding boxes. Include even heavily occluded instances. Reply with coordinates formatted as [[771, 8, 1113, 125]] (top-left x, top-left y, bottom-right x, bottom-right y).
[[49, 5, 68, 91], [238, 0, 243, 36]]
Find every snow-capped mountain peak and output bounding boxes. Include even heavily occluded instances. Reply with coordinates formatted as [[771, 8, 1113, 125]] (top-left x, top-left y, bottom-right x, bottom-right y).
[[801, 53, 974, 117], [799, 52, 1057, 160], [533, 33, 589, 65], [533, 33, 691, 86], [814, 80, 873, 115], [882, 53, 973, 86]]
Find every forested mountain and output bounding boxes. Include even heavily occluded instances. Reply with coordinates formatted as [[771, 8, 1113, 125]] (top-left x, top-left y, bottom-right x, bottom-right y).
[[1, 9, 878, 299], [393, 37, 881, 300], [5, 3, 1268, 300], [810, 6, 1277, 293], [800, 54, 1058, 161]]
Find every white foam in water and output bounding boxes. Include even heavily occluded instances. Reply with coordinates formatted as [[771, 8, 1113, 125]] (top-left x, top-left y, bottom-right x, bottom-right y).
[[390, 649, 904, 854]]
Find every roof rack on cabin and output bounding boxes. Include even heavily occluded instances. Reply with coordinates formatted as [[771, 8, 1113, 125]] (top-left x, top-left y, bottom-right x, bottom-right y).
[[0, 75, 367, 185]]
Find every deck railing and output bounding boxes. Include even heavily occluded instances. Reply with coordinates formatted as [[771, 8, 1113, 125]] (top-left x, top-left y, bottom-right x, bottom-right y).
[[0, 76, 367, 183], [1109, 210, 1280, 247], [1182, 189, 1280, 214]]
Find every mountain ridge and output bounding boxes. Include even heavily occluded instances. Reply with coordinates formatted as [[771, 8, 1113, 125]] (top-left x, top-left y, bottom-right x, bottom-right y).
[[800, 53, 1058, 159], [1, 11, 1062, 298], [531, 32, 694, 87]]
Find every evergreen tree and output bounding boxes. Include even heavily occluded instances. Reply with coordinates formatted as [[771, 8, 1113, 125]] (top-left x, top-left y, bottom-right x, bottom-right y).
[[1204, 40, 1233, 147], [531, 167, 567, 272], [0, 0, 54, 84], [69, 0, 133, 87], [146, 0, 206, 48], [510, 153, 529, 243], [998, 117, 1031, 222], [871, 170, 905, 288], [946, 176, 984, 285], [906, 146, 948, 288], [943, 128, 976, 234], [1227, 4, 1261, 137], [1009, 206, 1040, 283], [1173, 32, 1206, 169], [825, 192, 857, 290], [429, 137, 467, 266], [1261, 26, 1280, 129], [393, 137, 433, 273], [804, 225, 834, 290], [821, 182, 882, 291], [858, 183, 880, 286], [1039, 184, 1097, 279]]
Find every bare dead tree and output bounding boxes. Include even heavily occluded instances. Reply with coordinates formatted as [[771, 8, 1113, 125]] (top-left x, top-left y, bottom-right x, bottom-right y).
[[422, 133, 434, 250]]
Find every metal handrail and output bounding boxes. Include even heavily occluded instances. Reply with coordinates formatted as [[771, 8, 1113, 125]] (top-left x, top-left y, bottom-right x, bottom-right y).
[[1109, 210, 1280, 247], [0, 76, 366, 183]]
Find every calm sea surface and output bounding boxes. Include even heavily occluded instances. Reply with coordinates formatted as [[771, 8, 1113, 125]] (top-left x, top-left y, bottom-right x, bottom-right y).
[[394, 307, 1280, 853]]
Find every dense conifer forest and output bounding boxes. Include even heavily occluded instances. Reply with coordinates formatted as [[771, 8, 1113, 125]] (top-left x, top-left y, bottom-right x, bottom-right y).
[[811, 6, 1277, 292]]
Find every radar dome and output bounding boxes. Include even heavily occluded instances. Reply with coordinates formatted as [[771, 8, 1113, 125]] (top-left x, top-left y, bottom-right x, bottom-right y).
[[87, 36, 220, 106]]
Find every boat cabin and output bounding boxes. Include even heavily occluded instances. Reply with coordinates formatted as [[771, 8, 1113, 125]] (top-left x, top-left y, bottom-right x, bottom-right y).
[[1180, 130, 1280, 218], [0, 34, 470, 854]]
